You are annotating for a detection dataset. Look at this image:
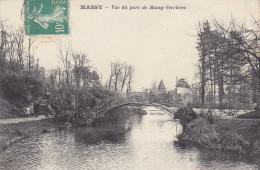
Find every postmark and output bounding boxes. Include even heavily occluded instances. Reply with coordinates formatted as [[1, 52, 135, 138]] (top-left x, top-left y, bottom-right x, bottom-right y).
[[25, 0, 69, 35]]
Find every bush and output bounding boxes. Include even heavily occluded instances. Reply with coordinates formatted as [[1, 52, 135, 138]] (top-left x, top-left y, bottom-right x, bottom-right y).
[[178, 117, 219, 147], [0, 74, 43, 107], [175, 106, 197, 130], [178, 118, 260, 155], [220, 131, 250, 154]]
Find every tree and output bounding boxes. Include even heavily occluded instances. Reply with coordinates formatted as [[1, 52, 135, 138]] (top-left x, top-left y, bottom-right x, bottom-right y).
[[126, 65, 134, 97], [151, 80, 158, 90], [108, 62, 114, 91], [196, 20, 252, 108], [27, 36, 36, 74], [113, 61, 124, 92], [214, 18, 260, 109], [72, 53, 89, 121], [57, 42, 72, 86], [0, 20, 8, 75], [197, 21, 211, 105], [120, 62, 128, 93], [14, 28, 25, 73]]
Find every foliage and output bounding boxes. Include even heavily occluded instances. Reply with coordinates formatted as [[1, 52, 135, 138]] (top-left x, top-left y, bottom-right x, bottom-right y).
[[175, 106, 197, 130], [0, 98, 21, 118], [0, 20, 44, 108], [46, 45, 129, 123], [0, 73, 43, 107], [178, 118, 260, 155], [194, 19, 260, 110]]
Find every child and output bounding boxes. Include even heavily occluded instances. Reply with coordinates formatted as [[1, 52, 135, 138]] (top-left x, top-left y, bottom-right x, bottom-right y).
[[25, 105, 30, 118]]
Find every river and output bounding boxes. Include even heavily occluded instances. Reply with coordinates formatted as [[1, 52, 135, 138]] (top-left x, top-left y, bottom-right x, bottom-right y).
[[0, 107, 259, 170]]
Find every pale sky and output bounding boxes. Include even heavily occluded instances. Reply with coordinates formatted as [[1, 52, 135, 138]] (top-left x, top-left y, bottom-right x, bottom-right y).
[[0, 0, 259, 91]]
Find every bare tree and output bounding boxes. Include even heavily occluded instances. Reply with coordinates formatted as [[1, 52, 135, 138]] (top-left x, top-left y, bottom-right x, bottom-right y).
[[112, 61, 124, 92], [27, 36, 36, 74], [108, 62, 114, 91], [0, 20, 8, 75], [14, 28, 25, 70], [120, 62, 128, 93], [126, 65, 134, 95], [6, 29, 15, 75], [151, 80, 157, 90], [57, 42, 72, 86]]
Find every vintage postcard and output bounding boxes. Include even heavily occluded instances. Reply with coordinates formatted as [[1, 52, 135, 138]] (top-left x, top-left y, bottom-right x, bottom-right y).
[[0, 0, 260, 169]]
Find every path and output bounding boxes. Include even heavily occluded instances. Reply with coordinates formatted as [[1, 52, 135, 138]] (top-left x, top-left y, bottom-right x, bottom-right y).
[[0, 115, 46, 124]]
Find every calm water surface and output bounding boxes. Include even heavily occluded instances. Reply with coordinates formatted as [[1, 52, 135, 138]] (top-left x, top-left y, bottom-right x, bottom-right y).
[[0, 107, 259, 170]]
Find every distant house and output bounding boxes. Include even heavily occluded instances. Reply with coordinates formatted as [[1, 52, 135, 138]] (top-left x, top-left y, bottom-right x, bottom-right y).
[[158, 80, 166, 92]]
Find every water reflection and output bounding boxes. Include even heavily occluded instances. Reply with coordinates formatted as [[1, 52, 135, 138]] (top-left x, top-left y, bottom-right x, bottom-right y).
[[74, 128, 127, 144], [0, 106, 259, 170]]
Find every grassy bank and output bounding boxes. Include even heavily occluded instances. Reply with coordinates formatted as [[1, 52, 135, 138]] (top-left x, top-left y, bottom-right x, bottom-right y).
[[237, 110, 260, 119], [178, 117, 260, 155], [0, 119, 64, 152], [0, 98, 21, 119]]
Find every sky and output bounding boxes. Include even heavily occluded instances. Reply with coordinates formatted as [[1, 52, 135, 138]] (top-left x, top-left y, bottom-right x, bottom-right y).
[[0, 0, 259, 91]]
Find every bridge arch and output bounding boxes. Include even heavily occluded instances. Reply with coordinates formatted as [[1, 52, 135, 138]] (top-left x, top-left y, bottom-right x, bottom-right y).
[[95, 101, 176, 119]]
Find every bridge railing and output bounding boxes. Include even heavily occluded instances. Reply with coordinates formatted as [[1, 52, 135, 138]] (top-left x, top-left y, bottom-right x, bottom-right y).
[[93, 90, 188, 118], [94, 97, 146, 118], [94, 98, 180, 119]]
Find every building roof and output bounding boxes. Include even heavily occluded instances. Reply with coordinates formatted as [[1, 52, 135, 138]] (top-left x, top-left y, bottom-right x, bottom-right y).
[[158, 80, 166, 90]]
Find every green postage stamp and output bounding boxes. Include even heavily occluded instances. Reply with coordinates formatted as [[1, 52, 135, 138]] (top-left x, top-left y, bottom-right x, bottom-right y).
[[25, 0, 69, 35]]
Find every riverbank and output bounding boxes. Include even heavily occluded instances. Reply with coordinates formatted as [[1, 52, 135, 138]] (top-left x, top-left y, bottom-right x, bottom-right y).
[[237, 110, 260, 119], [177, 117, 260, 156], [0, 118, 64, 152]]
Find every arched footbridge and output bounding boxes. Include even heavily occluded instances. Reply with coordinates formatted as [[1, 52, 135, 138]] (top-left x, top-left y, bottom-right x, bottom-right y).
[[95, 101, 178, 119]]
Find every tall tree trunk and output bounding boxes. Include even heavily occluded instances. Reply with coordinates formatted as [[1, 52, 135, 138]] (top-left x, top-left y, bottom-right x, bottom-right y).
[[114, 76, 118, 92], [209, 52, 213, 104], [201, 51, 206, 105], [108, 75, 112, 90], [215, 48, 223, 105]]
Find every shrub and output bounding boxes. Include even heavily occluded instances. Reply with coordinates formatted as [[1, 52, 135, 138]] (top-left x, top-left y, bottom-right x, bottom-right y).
[[175, 106, 197, 130], [0, 74, 43, 107]]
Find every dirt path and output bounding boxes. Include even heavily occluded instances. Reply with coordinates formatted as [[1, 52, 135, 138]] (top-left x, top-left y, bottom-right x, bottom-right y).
[[0, 115, 47, 124]]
